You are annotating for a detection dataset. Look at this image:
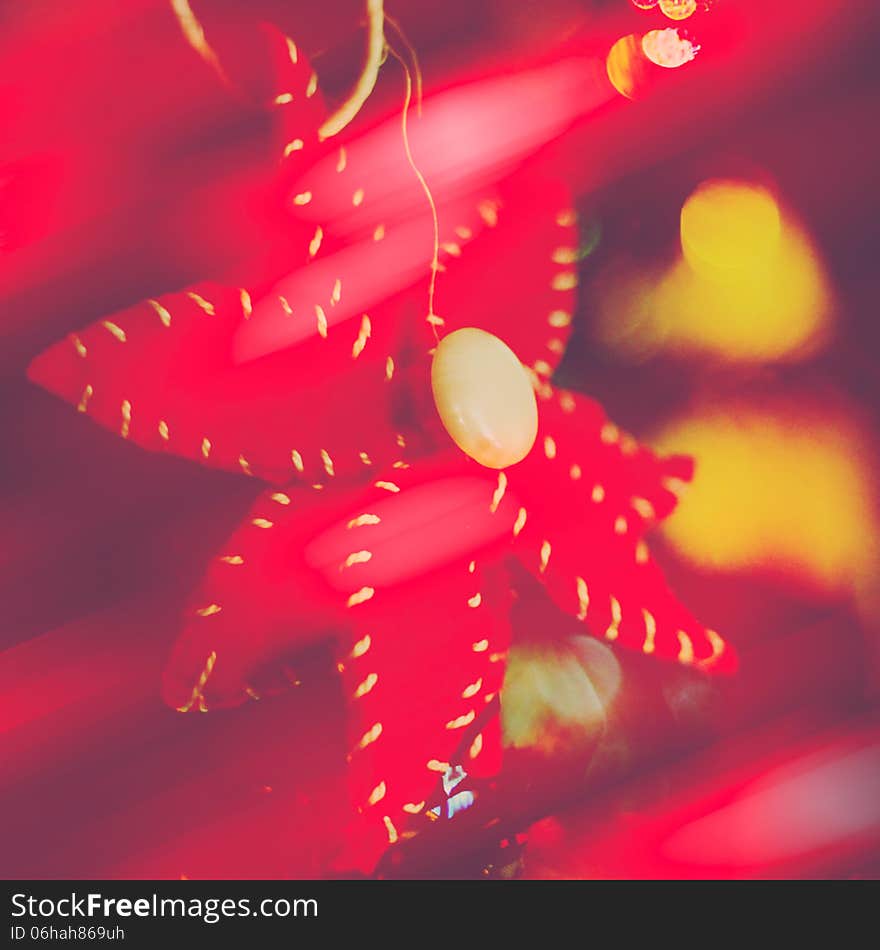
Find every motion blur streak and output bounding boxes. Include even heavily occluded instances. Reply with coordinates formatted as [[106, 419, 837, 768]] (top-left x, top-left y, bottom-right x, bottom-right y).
[[662, 736, 880, 868]]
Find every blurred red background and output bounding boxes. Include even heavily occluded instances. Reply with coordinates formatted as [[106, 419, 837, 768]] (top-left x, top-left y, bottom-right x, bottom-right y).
[[1, 0, 879, 879]]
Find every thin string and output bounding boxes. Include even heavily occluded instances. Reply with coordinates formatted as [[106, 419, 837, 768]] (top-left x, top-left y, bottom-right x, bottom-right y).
[[386, 40, 442, 345]]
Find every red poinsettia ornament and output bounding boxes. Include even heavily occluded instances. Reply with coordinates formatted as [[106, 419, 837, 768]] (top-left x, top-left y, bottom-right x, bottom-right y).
[[27, 15, 734, 875]]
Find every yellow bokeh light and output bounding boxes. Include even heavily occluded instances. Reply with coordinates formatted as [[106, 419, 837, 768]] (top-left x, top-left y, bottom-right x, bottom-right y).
[[502, 637, 620, 754], [642, 28, 700, 68], [594, 180, 832, 363], [680, 180, 782, 280], [658, 0, 697, 21], [606, 34, 648, 100], [653, 403, 879, 596]]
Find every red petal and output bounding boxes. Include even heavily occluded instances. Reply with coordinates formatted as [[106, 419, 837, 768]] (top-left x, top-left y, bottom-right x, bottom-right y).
[[508, 387, 735, 673]]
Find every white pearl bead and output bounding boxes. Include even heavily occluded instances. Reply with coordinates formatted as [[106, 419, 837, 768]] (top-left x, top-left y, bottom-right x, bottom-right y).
[[431, 328, 538, 469]]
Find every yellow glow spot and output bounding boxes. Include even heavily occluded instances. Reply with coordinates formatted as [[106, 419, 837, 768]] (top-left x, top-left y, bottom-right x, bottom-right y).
[[306, 72, 318, 98], [462, 678, 483, 699], [490, 472, 508, 514], [403, 802, 425, 814], [145, 299, 171, 328], [552, 272, 578, 291], [677, 630, 695, 665], [373, 224, 386, 242], [552, 247, 578, 265], [700, 629, 726, 669], [632, 497, 656, 520], [348, 513, 381, 529], [592, 484, 606, 503], [539, 540, 552, 574], [576, 576, 590, 621], [171, 0, 227, 87], [315, 305, 328, 338], [245, 687, 261, 701], [199, 437, 211, 460], [308, 226, 323, 259], [606, 34, 647, 100], [235, 289, 251, 321], [478, 200, 499, 227], [158, 419, 170, 441], [547, 338, 565, 355], [270, 492, 291, 506], [359, 451, 372, 466], [220, 555, 244, 565], [427, 759, 450, 772], [468, 593, 482, 608], [659, 0, 696, 21], [605, 596, 622, 641], [396, 433, 406, 448], [336, 147, 347, 173], [320, 449, 335, 477], [559, 392, 576, 413], [533, 360, 553, 378], [331, 279, 342, 307], [352, 188, 365, 207], [77, 384, 94, 413], [274, 92, 294, 105], [375, 481, 400, 493], [441, 241, 462, 257], [655, 404, 877, 594], [642, 28, 700, 69], [614, 516, 628, 535], [101, 320, 126, 343], [284, 139, 304, 157], [120, 399, 132, 439], [681, 180, 781, 279], [598, 183, 830, 364], [636, 541, 649, 564], [601, 424, 619, 445], [383, 816, 398, 844], [549, 310, 572, 328], [285, 35, 298, 63], [251, 518, 274, 529], [357, 722, 383, 750], [544, 436, 557, 460], [642, 609, 657, 654], [468, 560, 476, 574], [556, 209, 577, 227], [446, 710, 476, 730], [291, 449, 304, 473], [352, 314, 371, 359], [196, 603, 222, 617], [570, 464, 582, 481], [469, 733, 483, 759], [385, 356, 395, 381], [347, 586, 375, 607], [513, 507, 528, 537], [293, 191, 313, 206], [343, 550, 373, 569], [473, 639, 489, 653], [367, 781, 386, 806], [70, 334, 87, 358], [354, 673, 378, 698], [238, 455, 253, 476], [351, 634, 372, 658], [174, 649, 217, 714], [187, 292, 215, 315]]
